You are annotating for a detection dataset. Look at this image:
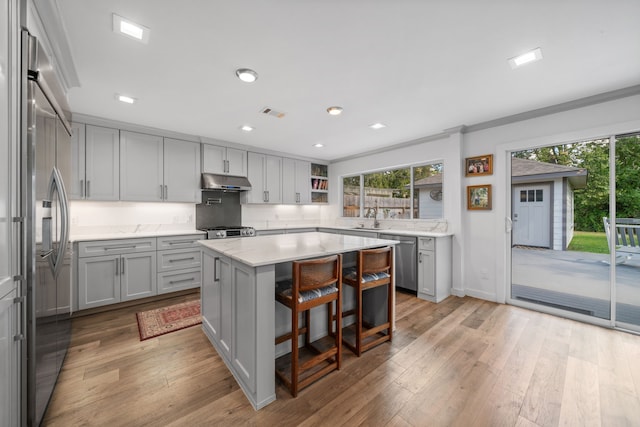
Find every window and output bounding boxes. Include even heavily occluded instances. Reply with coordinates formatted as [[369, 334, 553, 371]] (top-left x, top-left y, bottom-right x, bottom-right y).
[[342, 176, 360, 217], [342, 162, 443, 220]]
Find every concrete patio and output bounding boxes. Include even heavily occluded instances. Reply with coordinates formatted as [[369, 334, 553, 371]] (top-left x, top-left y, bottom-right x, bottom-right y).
[[511, 247, 640, 326]]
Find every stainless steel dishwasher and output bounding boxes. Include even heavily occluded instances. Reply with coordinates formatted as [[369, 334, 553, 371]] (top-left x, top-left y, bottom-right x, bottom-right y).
[[379, 234, 417, 293]]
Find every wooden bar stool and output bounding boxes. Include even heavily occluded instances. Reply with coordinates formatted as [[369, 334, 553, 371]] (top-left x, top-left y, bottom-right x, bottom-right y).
[[342, 246, 393, 356], [275, 254, 342, 397]]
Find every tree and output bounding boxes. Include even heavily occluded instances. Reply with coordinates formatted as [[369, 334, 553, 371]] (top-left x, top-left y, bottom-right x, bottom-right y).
[[514, 136, 640, 232]]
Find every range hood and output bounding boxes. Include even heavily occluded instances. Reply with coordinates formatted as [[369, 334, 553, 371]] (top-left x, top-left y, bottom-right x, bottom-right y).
[[201, 173, 252, 191]]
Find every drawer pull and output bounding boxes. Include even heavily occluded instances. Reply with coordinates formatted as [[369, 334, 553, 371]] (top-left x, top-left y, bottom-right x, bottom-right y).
[[104, 246, 137, 251], [169, 277, 195, 285], [168, 257, 196, 263], [167, 240, 196, 245]]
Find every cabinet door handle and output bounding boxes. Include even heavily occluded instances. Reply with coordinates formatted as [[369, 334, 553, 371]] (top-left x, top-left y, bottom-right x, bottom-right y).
[[296, 192, 300, 203], [87, 180, 90, 198], [419, 252, 422, 263], [80, 179, 84, 198], [214, 257, 220, 282], [160, 184, 163, 199], [121, 258, 125, 275], [164, 185, 168, 200], [115, 258, 119, 275], [224, 159, 229, 174]]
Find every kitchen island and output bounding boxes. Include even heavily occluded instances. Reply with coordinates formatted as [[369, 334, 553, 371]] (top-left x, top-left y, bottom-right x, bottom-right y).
[[198, 232, 398, 410]]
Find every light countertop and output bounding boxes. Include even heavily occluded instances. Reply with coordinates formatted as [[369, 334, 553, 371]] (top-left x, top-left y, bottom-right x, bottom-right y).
[[257, 225, 453, 238], [70, 229, 205, 243], [198, 232, 400, 267]]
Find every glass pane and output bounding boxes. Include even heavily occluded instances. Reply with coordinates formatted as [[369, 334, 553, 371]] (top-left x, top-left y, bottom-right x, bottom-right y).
[[511, 140, 611, 320], [413, 163, 443, 219], [615, 134, 640, 330], [342, 176, 360, 217], [363, 168, 411, 220]]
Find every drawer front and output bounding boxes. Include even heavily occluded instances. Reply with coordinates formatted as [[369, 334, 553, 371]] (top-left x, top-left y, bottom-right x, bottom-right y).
[[419, 237, 435, 251], [157, 234, 206, 250], [77, 238, 157, 258], [157, 248, 201, 272], [157, 268, 201, 294]]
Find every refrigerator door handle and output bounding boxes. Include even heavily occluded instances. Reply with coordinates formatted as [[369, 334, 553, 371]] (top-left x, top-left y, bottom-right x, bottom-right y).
[[41, 199, 53, 259], [46, 167, 70, 277]]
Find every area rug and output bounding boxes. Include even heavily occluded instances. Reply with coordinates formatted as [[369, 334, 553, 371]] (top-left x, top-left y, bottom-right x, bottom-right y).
[[136, 300, 202, 341]]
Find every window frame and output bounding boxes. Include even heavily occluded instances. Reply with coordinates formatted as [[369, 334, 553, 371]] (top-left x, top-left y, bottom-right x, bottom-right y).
[[341, 160, 444, 220]]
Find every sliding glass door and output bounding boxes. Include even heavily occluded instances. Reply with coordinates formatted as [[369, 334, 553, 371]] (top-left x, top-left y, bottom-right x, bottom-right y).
[[510, 139, 612, 323], [510, 133, 640, 330], [614, 134, 640, 331]]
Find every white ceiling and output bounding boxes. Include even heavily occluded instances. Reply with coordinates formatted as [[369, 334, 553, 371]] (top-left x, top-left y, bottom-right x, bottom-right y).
[[55, 0, 640, 161]]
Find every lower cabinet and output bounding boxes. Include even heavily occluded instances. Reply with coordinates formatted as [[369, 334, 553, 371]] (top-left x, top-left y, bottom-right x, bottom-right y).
[[417, 236, 452, 303], [77, 251, 156, 309], [156, 234, 204, 294], [201, 250, 262, 405], [76, 237, 157, 310], [75, 234, 204, 311]]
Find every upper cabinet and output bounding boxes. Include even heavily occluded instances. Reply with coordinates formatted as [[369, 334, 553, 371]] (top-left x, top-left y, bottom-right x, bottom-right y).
[[120, 131, 164, 201], [120, 131, 201, 203], [242, 152, 282, 204], [164, 138, 201, 202], [70, 123, 120, 200], [282, 158, 311, 204], [202, 143, 247, 177], [310, 163, 328, 203]]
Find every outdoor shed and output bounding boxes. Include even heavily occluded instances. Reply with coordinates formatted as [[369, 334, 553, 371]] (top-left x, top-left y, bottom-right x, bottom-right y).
[[511, 157, 588, 250]]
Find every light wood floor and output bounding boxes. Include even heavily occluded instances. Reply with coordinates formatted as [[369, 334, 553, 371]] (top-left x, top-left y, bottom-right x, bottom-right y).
[[43, 292, 640, 426]]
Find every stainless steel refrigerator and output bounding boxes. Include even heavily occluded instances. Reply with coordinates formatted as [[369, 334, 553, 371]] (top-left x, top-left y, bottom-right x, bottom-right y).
[[20, 29, 72, 426]]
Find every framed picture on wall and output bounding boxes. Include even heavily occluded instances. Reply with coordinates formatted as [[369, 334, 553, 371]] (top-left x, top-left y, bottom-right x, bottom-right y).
[[465, 154, 493, 176], [467, 184, 492, 210]]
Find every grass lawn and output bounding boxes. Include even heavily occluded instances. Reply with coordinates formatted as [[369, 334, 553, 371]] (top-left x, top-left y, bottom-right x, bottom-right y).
[[568, 231, 609, 254]]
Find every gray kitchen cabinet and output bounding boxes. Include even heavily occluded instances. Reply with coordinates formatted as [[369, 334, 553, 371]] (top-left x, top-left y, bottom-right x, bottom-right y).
[[120, 252, 157, 302], [417, 236, 452, 303], [120, 130, 164, 201], [242, 152, 282, 204], [70, 123, 120, 200], [163, 138, 201, 202], [201, 251, 260, 399], [76, 237, 157, 309], [77, 254, 121, 309], [282, 158, 310, 204], [202, 142, 247, 177], [157, 234, 204, 294]]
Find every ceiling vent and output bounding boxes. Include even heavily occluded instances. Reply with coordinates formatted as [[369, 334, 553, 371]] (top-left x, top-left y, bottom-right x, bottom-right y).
[[261, 107, 286, 118]]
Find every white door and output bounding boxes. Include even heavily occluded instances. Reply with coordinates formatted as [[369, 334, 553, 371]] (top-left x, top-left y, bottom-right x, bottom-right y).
[[512, 184, 551, 248]]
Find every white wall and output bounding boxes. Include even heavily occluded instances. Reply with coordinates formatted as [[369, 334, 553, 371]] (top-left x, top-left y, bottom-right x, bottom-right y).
[[465, 94, 640, 303], [329, 130, 464, 293], [329, 94, 640, 305]]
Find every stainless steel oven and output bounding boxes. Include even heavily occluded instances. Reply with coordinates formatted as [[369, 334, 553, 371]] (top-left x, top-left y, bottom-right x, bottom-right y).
[[195, 190, 255, 239]]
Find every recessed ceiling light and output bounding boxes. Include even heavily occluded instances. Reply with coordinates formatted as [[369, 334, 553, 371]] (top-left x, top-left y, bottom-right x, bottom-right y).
[[370, 122, 386, 130], [313, 143, 324, 148], [240, 125, 254, 132], [508, 47, 543, 69], [112, 14, 150, 44], [326, 106, 343, 116], [116, 94, 136, 104], [236, 68, 258, 83]]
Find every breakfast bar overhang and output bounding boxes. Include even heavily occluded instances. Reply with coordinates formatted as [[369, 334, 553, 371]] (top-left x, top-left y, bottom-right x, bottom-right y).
[[198, 232, 399, 409]]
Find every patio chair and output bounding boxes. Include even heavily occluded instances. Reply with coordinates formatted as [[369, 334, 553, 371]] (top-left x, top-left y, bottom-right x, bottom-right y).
[[603, 217, 640, 264]]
